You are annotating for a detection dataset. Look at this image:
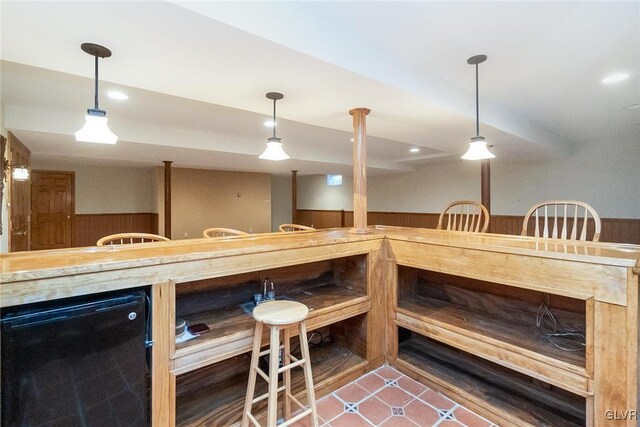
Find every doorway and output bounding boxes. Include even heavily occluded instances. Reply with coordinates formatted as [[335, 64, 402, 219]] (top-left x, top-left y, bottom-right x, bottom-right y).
[[7, 132, 31, 252], [31, 171, 75, 250]]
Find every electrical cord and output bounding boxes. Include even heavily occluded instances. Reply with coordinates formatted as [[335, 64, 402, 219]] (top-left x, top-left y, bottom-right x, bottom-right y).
[[145, 293, 153, 348], [290, 330, 334, 357], [536, 293, 585, 352]]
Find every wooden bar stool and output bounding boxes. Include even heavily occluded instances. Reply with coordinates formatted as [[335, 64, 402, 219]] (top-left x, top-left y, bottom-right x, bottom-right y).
[[242, 300, 319, 427]]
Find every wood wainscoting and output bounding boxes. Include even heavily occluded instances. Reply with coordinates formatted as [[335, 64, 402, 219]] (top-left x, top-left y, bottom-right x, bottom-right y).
[[296, 209, 640, 245], [74, 213, 160, 247]]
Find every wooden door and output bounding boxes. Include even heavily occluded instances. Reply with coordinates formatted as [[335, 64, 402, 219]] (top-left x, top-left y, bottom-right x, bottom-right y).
[[31, 171, 74, 250], [7, 132, 31, 252]]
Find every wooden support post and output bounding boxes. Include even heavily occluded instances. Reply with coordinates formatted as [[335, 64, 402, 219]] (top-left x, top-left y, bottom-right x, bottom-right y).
[[481, 158, 491, 218], [163, 161, 172, 239], [349, 108, 371, 234], [291, 170, 298, 224], [151, 281, 176, 427]]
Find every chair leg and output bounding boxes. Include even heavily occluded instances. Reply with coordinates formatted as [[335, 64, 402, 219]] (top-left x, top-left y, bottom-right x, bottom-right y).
[[298, 321, 319, 427], [283, 325, 292, 421], [242, 321, 263, 427], [267, 325, 280, 427]]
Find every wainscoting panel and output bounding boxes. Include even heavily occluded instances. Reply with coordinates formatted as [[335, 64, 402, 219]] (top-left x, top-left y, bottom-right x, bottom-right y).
[[74, 213, 160, 247], [296, 210, 640, 245], [294, 209, 347, 229]]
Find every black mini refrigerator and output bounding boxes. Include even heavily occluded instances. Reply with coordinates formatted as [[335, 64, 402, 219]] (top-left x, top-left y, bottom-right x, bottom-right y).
[[1, 290, 148, 427]]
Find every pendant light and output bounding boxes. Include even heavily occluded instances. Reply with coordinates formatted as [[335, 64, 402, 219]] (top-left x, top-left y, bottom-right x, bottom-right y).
[[12, 166, 29, 181], [75, 43, 118, 145], [462, 54, 495, 160], [259, 92, 290, 161], [3, 158, 29, 181]]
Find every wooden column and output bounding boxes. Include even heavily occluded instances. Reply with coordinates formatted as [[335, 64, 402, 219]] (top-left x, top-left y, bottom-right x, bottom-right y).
[[151, 280, 176, 427], [163, 161, 172, 239], [291, 170, 298, 224], [349, 108, 371, 234], [481, 159, 491, 216]]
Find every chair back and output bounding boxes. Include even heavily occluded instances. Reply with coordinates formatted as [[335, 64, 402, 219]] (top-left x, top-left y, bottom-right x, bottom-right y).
[[202, 227, 249, 238], [97, 233, 170, 246], [436, 201, 490, 233], [521, 200, 601, 242], [278, 224, 316, 232]]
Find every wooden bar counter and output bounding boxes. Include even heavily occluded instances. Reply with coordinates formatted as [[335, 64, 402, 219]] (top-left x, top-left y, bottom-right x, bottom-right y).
[[1, 227, 639, 426]]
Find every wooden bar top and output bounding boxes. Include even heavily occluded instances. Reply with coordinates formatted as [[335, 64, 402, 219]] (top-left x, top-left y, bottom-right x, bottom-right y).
[[2, 227, 639, 283], [380, 226, 640, 268], [0, 229, 384, 283]]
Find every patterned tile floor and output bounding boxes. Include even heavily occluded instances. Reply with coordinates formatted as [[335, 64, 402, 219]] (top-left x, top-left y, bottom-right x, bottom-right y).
[[292, 365, 497, 427]]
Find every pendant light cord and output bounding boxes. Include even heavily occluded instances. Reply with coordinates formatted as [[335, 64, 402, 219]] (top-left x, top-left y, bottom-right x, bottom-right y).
[[272, 98, 277, 138], [94, 55, 100, 111], [475, 63, 479, 137]]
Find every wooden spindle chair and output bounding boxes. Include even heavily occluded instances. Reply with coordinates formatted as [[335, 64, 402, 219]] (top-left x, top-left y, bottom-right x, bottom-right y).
[[202, 227, 249, 238], [521, 200, 601, 242], [436, 201, 490, 233], [97, 233, 170, 246], [278, 224, 316, 232]]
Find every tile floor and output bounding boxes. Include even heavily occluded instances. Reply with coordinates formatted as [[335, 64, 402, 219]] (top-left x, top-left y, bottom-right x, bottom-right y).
[[292, 365, 497, 427]]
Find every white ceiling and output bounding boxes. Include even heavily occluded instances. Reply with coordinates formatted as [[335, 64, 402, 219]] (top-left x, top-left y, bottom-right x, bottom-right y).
[[1, 1, 638, 175]]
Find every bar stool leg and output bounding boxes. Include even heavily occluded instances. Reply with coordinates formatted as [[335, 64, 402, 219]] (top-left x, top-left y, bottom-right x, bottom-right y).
[[242, 321, 263, 427], [298, 321, 319, 427], [267, 325, 281, 427], [283, 325, 292, 421]]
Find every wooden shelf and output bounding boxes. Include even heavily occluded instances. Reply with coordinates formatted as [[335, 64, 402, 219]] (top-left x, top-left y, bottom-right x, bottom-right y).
[[395, 334, 586, 427], [176, 342, 368, 427], [177, 284, 365, 351], [398, 294, 585, 369], [172, 285, 369, 374]]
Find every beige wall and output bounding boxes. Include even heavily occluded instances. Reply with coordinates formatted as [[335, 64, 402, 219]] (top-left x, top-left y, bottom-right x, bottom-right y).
[[31, 159, 157, 214], [158, 167, 271, 239], [491, 136, 640, 218], [296, 136, 640, 219], [298, 174, 354, 211], [271, 174, 291, 232]]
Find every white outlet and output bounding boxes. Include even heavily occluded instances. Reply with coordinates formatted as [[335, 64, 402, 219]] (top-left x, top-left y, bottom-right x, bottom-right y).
[[184, 232, 188, 237]]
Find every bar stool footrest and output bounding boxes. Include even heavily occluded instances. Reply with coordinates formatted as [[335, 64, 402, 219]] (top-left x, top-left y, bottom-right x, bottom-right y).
[[252, 385, 286, 404], [277, 358, 305, 373], [259, 344, 284, 357], [287, 354, 300, 363], [255, 365, 270, 382], [246, 412, 260, 427], [279, 409, 312, 427], [287, 393, 306, 411]]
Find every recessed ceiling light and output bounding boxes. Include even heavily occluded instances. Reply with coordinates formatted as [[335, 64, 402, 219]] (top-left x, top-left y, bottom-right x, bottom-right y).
[[107, 91, 128, 100], [350, 138, 354, 142], [264, 120, 276, 127], [624, 103, 640, 110], [410, 148, 420, 153], [602, 73, 630, 84]]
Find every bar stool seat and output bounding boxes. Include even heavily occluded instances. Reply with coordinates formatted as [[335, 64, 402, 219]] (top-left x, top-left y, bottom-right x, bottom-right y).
[[253, 300, 309, 325], [242, 300, 319, 427]]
